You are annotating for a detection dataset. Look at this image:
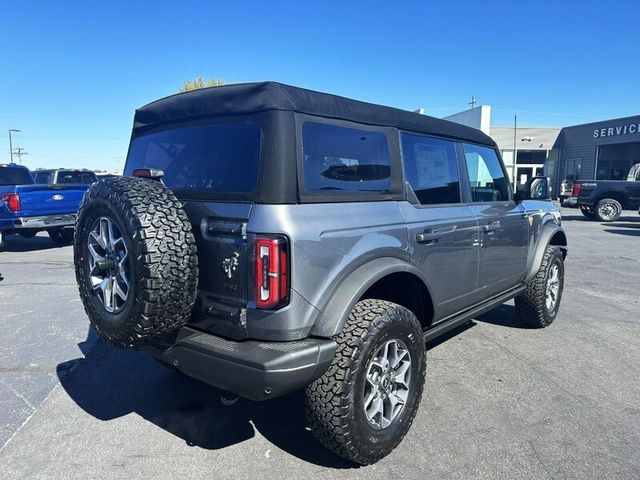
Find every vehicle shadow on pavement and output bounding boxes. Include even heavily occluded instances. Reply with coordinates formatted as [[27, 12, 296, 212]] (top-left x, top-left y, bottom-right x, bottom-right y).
[[2, 235, 69, 252], [56, 330, 357, 469], [561, 214, 640, 223], [603, 228, 640, 237], [474, 304, 532, 330]]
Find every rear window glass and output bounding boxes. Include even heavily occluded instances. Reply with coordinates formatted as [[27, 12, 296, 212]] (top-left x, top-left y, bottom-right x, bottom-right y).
[[56, 171, 97, 184], [125, 123, 261, 192], [0, 167, 33, 186], [302, 122, 391, 193]]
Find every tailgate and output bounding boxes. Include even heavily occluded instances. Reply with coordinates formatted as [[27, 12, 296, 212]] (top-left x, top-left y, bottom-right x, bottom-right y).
[[181, 201, 252, 340], [15, 184, 88, 216]]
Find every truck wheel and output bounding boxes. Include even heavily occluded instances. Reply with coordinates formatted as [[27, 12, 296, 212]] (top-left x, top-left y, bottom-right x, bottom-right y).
[[74, 177, 198, 348], [305, 299, 426, 465], [579, 206, 596, 219], [595, 198, 622, 222], [47, 227, 74, 245], [515, 245, 564, 328]]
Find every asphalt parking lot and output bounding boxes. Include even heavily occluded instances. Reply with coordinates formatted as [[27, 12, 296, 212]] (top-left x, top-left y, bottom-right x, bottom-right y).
[[1, 207, 639, 479]]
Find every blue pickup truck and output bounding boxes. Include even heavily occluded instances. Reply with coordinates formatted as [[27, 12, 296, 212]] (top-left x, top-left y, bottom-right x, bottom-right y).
[[0, 163, 91, 250]]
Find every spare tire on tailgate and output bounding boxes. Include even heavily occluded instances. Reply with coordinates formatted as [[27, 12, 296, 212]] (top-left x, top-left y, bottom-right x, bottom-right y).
[[74, 177, 199, 348]]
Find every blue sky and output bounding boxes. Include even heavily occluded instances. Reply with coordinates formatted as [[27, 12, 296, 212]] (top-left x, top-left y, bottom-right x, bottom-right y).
[[1, 0, 639, 171]]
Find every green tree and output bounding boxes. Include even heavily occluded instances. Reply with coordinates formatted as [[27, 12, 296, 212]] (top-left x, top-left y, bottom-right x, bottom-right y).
[[179, 76, 228, 93]]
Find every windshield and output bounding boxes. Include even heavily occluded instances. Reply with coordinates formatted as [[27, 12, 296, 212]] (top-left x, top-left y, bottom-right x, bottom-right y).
[[57, 171, 97, 184], [125, 123, 261, 193], [0, 167, 34, 186], [627, 163, 640, 181]]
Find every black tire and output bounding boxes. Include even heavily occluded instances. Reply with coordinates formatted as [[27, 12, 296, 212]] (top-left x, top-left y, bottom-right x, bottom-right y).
[[47, 227, 74, 245], [74, 177, 198, 348], [515, 245, 564, 328], [305, 299, 426, 465], [19, 229, 38, 239], [580, 206, 596, 219], [594, 198, 622, 222]]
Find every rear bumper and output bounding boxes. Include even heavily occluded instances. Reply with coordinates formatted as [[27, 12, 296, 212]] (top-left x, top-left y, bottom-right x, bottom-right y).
[[143, 328, 336, 401], [10, 213, 76, 229], [561, 196, 578, 207]]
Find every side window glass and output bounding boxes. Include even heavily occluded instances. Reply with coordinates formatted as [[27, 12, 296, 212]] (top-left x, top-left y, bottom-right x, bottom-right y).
[[463, 144, 510, 202], [302, 122, 391, 193], [400, 134, 460, 204]]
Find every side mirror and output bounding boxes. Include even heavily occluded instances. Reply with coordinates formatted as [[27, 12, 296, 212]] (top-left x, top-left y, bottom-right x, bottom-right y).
[[516, 176, 550, 202]]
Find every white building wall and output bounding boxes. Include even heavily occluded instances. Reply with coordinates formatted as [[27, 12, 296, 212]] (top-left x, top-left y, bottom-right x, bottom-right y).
[[443, 105, 492, 136]]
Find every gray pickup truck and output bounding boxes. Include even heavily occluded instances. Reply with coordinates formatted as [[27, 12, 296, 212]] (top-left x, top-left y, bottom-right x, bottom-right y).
[[73, 82, 567, 464]]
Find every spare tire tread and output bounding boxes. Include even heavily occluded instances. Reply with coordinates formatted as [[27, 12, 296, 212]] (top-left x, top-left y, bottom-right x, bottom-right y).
[[74, 177, 198, 348]]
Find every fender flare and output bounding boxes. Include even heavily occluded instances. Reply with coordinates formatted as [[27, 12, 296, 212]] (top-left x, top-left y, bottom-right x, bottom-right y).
[[309, 257, 433, 338], [525, 225, 567, 282]]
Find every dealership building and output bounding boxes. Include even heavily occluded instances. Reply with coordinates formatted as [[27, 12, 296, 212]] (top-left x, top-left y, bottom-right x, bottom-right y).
[[443, 106, 640, 196]]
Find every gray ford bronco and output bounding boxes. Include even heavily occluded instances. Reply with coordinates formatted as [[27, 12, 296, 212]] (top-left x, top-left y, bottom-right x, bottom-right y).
[[74, 82, 567, 464]]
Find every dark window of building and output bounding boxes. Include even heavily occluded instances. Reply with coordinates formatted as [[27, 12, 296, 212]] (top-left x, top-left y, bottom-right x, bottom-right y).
[[564, 157, 582, 181], [302, 122, 391, 193], [463, 143, 510, 202], [400, 133, 460, 204], [596, 142, 640, 180], [516, 150, 547, 164], [126, 123, 261, 192]]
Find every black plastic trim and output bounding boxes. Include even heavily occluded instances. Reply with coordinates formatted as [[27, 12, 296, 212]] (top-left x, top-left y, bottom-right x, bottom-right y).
[[424, 285, 526, 342], [144, 328, 336, 401]]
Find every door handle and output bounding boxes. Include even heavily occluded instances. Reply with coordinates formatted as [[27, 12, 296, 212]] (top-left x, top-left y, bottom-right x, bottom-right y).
[[482, 221, 500, 233], [416, 232, 440, 244]]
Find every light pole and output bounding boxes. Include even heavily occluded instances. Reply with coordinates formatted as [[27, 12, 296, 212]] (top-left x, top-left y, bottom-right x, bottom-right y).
[[8, 129, 20, 163]]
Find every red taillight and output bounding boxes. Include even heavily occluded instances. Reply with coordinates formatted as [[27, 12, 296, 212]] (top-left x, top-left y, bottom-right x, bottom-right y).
[[2, 193, 20, 212], [255, 236, 290, 309], [133, 168, 151, 178], [571, 182, 581, 197], [132, 168, 164, 180]]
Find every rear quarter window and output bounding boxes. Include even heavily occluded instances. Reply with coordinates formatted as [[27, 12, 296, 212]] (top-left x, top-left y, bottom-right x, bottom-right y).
[[125, 123, 261, 193], [302, 122, 392, 194]]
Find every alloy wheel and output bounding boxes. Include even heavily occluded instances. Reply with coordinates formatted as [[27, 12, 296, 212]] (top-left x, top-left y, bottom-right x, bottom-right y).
[[545, 264, 560, 312], [363, 338, 412, 430], [87, 216, 131, 314], [599, 202, 620, 221]]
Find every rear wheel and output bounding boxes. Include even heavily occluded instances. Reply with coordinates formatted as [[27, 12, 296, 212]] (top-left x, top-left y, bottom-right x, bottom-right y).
[[305, 299, 426, 465], [595, 198, 622, 222], [47, 227, 74, 245], [580, 206, 596, 219]]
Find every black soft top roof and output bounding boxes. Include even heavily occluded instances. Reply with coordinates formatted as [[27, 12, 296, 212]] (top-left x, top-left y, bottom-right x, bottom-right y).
[[134, 82, 495, 147]]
